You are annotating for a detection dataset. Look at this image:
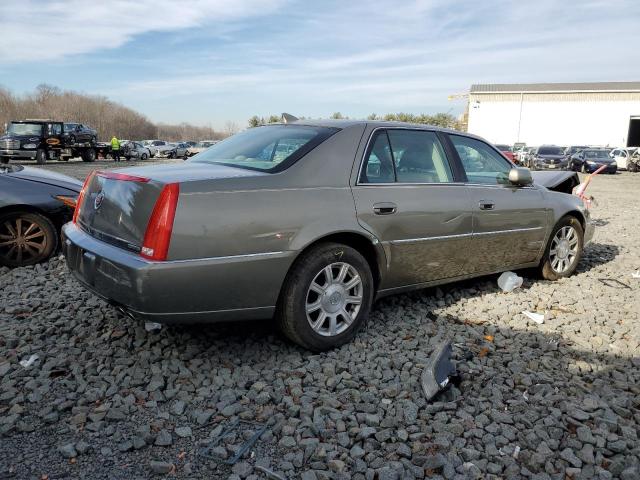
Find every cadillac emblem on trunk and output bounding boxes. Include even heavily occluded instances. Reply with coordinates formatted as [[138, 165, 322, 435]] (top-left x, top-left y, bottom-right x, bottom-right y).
[[94, 191, 105, 210]]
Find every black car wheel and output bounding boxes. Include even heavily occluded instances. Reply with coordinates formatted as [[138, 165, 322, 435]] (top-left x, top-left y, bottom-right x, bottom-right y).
[[0, 211, 58, 268], [1, 156, 9, 165], [36, 149, 47, 164], [277, 242, 374, 351], [141, 153, 148, 160]]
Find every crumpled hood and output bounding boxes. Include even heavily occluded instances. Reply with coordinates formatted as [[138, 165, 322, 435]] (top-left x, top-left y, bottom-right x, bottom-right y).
[[531, 170, 580, 194]]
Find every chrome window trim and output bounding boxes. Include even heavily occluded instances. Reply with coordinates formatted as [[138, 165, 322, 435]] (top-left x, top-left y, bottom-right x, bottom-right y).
[[355, 126, 456, 187], [160, 251, 287, 264], [385, 226, 543, 245]]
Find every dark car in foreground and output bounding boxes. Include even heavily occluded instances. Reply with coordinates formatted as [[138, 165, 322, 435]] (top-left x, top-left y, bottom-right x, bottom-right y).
[[63, 120, 594, 350], [570, 149, 617, 174], [531, 145, 568, 170], [1, 165, 81, 267]]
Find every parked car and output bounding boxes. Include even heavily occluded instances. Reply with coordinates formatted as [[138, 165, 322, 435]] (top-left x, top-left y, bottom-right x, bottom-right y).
[[63, 123, 97, 145], [148, 140, 173, 157], [570, 148, 617, 174], [564, 145, 588, 159], [121, 141, 151, 160], [494, 144, 516, 163], [531, 145, 568, 170], [186, 140, 218, 157], [609, 147, 637, 170], [1, 164, 81, 267], [63, 121, 593, 351], [165, 142, 190, 159]]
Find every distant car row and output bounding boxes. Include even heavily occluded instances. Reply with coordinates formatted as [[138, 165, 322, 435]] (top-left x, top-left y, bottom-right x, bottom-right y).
[[141, 140, 218, 159], [494, 144, 640, 174]]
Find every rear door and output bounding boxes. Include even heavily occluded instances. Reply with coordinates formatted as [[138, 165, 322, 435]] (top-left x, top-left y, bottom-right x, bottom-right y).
[[352, 127, 473, 289], [447, 134, 548, 273]]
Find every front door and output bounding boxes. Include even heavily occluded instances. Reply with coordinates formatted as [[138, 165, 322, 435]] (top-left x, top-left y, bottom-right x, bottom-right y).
[[352, 128, 473, 289], [447, 134, 548, 273]]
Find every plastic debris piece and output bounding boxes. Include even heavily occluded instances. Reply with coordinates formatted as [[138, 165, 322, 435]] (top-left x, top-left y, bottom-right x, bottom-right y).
[[198, 419, 267, 465], [19, 354, 39, 368], [523, 311, 545, 324], [255, 466, 286, 480], [497, 271, 523, 292], [513, 446, 521, 459], [522, 390, 529, 401], [421, 342, 457, 402], [144, 322, 162, 332], [483, 335, 494, 342], [599, 278, 631, 289], [632, 270, 640, 279]]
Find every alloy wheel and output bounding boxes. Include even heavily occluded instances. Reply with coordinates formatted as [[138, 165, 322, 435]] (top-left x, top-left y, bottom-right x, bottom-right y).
[[305, 262, 363, 337], [0, 217, 47, 265], [549, 226, 579, 273]]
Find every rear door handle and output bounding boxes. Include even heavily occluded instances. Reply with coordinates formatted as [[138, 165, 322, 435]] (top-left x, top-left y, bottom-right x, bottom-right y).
[[373, 202, 397, 215], [479, 200, 495, 211]]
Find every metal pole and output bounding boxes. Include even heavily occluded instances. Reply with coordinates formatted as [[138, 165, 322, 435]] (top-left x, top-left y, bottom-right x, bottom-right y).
[[516, 92, 524, 142]]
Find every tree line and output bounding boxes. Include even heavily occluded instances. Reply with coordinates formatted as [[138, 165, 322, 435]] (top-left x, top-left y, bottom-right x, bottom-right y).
[[248, 111, 464, 130], [0, 85, 225, 142]]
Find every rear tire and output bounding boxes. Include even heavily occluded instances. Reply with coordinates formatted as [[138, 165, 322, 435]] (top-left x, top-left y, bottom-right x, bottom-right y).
[[141, 153, 148, 160], [0, 211, 58, 268], [36, 149, 47, 164], [81, 149, 96, 162], [276, 243, 374, 351], [539, 216, 584, 281]]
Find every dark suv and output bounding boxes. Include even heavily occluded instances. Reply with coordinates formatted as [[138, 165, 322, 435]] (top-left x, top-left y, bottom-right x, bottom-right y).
[[63, 123, 97, 145], [531, 145, 568, 170]]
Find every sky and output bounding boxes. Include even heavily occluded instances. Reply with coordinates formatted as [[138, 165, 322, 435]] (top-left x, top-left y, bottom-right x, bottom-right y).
[[0, 0, 638, 130]]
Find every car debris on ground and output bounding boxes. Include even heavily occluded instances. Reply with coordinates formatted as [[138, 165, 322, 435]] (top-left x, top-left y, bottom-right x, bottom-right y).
[[420, 341, 458, 401], [497, 271, 523, 292], [522, 310, 545, 324]]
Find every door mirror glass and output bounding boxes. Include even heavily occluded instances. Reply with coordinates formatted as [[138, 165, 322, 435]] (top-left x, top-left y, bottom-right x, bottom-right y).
[[508, 167, 533, 186]]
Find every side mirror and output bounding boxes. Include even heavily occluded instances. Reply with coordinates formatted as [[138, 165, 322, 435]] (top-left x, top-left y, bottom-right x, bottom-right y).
[[509, 167, 533, 186]]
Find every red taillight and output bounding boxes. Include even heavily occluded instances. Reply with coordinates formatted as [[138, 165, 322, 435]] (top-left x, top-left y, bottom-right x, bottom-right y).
[[72, 172, 95, 224], [140, 183, 180, 261], [96, 171, 150, 182]]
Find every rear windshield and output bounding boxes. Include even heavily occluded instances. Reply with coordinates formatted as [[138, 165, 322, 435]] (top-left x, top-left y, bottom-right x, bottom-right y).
[[538, 146, 563, 155], [190, 125, 338, 172]]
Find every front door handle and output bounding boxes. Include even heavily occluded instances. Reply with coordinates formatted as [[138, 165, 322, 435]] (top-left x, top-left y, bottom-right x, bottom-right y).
[[373, 202, 397, 215], [479, 200, 495, 211]]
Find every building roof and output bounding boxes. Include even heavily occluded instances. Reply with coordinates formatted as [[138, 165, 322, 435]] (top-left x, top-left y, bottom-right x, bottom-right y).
[[470, 81, 640, 94]]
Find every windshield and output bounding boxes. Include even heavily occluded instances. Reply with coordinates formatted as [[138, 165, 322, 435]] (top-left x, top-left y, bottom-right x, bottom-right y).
[[152, 141, 165, 146], [7, 123, 43, 136], [584, 150, 610, 159], [538, 146, 563, 155], [495, 144, 511, 151], [190, 125, 338, 172], [196, 141, 214, 148], [64, 124, 77, 132]]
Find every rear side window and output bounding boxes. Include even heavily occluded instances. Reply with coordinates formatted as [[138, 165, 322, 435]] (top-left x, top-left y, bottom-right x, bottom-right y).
[[360, 129, 453, 184], [449, 135, 512, 185]]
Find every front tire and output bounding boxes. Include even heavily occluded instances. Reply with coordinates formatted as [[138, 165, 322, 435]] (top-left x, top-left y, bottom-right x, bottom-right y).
[[36, 149, 47, 164], [0, 211, 58, 268], [141, 153, 148, 160], [277, 243, 374, 351], [81, 149, 96, 162], [539, 216, 584, 281]]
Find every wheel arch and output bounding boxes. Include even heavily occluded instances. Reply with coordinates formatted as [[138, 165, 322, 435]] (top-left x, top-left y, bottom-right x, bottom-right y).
[[0, 204, 66, 231], [289, 230, 386, 291]]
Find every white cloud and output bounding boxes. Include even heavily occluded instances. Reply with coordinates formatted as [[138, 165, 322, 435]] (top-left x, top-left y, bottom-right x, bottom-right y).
[[0, 0, 286, 62]]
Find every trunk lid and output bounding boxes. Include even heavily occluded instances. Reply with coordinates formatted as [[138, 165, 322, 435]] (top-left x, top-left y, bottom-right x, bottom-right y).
[[76, 163, 264, 253]]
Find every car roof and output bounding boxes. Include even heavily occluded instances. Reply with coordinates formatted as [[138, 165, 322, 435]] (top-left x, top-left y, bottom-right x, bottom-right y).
[[278, 119, 473, 138]]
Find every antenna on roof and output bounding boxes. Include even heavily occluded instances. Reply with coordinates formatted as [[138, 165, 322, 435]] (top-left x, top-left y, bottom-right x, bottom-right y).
[[281, 113, 298, 124]]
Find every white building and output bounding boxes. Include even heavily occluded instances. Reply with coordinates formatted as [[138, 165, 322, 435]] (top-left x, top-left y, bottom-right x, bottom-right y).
[[466, 82, 640, 148]]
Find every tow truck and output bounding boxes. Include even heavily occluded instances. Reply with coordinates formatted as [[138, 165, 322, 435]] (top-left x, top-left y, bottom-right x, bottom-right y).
[[0, 119, 97, 164]]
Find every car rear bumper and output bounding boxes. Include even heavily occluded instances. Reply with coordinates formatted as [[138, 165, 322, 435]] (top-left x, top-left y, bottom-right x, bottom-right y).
[[62, 222, 294, 323], [0, 149, 37, 160]]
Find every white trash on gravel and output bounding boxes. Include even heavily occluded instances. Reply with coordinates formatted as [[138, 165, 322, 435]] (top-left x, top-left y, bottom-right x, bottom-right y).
[[522, 310, 545, 324], [632, 270, 640, 279], [144, 322, 162, 332], [497, 271, 523, 292], [19, 354, 39, 368]]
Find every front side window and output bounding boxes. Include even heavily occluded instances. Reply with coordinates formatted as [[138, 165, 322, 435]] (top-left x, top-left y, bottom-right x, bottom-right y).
[[450, 135, 512, 185], [191, 125, 338, 172], [360, 129, 453, 184]]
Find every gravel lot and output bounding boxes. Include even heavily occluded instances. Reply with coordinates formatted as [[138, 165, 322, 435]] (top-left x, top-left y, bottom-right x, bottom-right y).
[[1, 159, 639, 479]]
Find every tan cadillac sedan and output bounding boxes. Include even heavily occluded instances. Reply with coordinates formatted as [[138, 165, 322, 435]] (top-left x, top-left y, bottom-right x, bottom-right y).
[[63, 120, 594, 350]]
